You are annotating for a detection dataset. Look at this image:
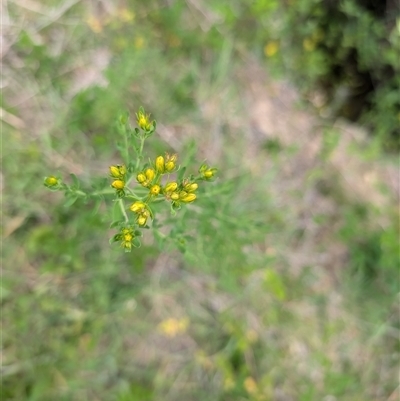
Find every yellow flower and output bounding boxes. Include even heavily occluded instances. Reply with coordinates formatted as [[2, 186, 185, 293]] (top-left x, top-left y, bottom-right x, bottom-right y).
[[118, 8, 135, 22], [244, 377, 258, 394], [134, 36, 144, 49], [150, 184, 161, 196], [86, 15, 103, 33], [155, 156, 165, 174], [44, 176, 59, 187], [158, 317, 189, 337], [111, 180, 125, 190], [136, 110, 153, 131], [119, 227, 135, 250], [264, 41, 279, 57]]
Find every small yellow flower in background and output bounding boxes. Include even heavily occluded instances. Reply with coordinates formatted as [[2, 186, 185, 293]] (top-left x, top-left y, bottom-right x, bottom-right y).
[[155, 156, 165, 174], [86, 15, 103, 33], [118, 8, 135, 23], [244, 377, 258, 394], [303, 37, 316, 52], [134, 36, 145, 49], [44, 176, 59, 188], [158, 317, 189, 337], [264, 41, 279, 57], [111, 179, 125, 190]]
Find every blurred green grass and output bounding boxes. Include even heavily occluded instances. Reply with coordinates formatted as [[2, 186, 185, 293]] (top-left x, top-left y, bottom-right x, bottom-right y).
[[2, 1, 399, 400]]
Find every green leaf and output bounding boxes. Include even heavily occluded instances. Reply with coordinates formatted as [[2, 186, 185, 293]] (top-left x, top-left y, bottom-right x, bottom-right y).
[[110, 220, 123, 228], [70, 173, 80, 188], [63, 195, 79, 208], [132, 238, 141, 248]]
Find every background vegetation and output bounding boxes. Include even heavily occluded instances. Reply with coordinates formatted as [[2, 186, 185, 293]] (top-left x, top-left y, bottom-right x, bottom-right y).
[[2, 0, 399, 400]]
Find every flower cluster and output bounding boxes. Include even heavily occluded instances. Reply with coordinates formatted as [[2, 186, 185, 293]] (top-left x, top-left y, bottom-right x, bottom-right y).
[[44, 107, 217, 252]]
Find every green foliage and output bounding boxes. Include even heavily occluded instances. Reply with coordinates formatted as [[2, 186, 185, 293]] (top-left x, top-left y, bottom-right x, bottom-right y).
[[3, 1, 399, 400]]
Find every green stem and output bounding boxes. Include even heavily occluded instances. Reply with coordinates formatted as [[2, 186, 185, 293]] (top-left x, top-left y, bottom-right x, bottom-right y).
[[119, 199, 129, 223], [123, 128, 129, 165], [135, 135, 146, 171]]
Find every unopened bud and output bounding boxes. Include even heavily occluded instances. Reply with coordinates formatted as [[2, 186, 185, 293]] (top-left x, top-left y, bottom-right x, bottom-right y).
[[44, 176, 59, 187], [155, 156, 165, 173], [109, 165, 121, 178], [137, 173, 146, 184], [137, 214, 147, 226], [130, 201, 146, 213], [184, 183, 198, 192], [145, 168, 155, 181], [180, 193, 196, 203], [170, 192, 180, 200], [111, 180, 125, 190], [164, 182, 178, 193]]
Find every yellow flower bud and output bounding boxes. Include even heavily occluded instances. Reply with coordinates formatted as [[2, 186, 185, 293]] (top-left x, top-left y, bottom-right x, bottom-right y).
[[184, 183, 198, 192], [145, 168, 155, 181], [165, 161, 175, 172], [44, 176, 59, 187], [109, 165, 120, 178], [180, 193, 196, 203], [111, 180, 125, 190], [170, 192, 180, 200], [201, 167, 217, 180], [164, 182, 178, 193], [137, 214, 147, 226], [136, 110, 153, 131], [137, 173, 146, 184], [130, 201, 146, 213], [167, 154, 178, 163], [165, 154, 178, 172], [150, 184, 161, 196], [119, 165, 127, 176], [155, 156, 165, 173]]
